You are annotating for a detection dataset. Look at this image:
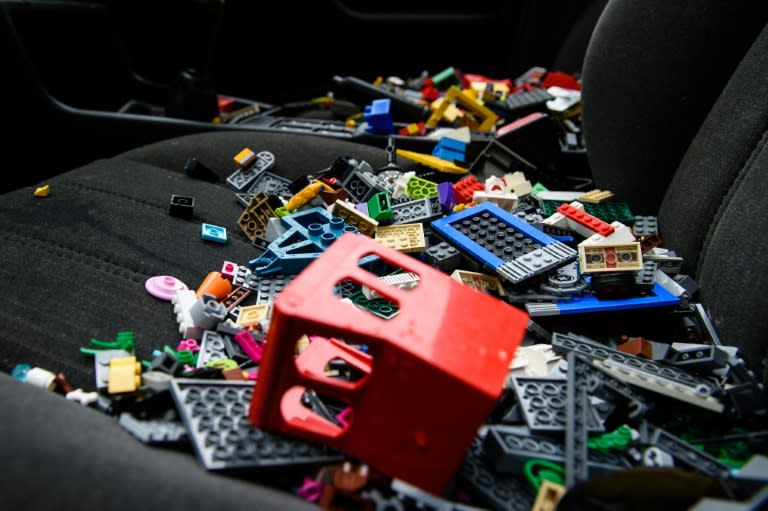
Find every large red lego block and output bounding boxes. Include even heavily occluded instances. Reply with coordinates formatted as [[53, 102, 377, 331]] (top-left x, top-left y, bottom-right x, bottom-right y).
[[249, 232, 528, 494]]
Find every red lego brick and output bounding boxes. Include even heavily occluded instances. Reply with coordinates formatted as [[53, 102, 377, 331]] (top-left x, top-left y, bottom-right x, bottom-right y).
[[557, 203, 615, 237], [541, 70, 581, 91], [249, 232, 528, 494], [217, 96, 236, 113], [452, 175, 486, 204]]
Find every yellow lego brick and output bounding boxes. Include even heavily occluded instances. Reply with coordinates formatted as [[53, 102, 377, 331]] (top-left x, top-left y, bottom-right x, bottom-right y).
[[403, 123, 421, 135], [427, 86, 499, 132], [33, 184, 50, 197], [107, 356, 142, 394], [429, 97, 462, 124], [395, 149, 469, 175], [374, 223, 426, 253], [578, 242, 643, 273], [233, 147, 257, 168], [449, 269, 505, 296], [578, 189, 615, 204], [236, 304, 271, 327], [462, 87, 479, 100], [332, 199, 378, 237]]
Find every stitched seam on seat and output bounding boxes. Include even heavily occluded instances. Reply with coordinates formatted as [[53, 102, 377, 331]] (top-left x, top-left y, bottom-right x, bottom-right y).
[[59, 181, 168, 214], [0, 313, 92, 376], [697, 126, 768, 277], [57, 180, 254, 248], [1, 230, 149, 283]]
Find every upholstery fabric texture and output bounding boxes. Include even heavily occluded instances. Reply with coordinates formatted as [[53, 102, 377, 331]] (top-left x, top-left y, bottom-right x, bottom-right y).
[[0, 131, 406, 390], [581, 0, 768, 215]]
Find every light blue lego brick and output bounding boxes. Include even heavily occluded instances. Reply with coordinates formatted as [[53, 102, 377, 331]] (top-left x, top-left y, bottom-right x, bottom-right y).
[[201, 223, 227, 244], [525, 282, 680, 316], [366, 98, 391, 117]]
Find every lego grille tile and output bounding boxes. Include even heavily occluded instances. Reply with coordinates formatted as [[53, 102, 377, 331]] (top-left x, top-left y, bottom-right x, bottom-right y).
[[170, 379, 343, 471]]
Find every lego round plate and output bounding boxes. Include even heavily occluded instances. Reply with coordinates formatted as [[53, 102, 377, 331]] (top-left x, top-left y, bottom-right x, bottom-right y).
[[145, 275, 189, 301]]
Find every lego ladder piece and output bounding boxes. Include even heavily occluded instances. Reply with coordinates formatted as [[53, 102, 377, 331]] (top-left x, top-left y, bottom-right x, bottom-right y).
[[249, 232, 529, 494]]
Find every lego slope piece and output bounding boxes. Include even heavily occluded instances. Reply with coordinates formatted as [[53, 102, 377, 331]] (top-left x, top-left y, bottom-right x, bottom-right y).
[[431, 202, 577, 285], [171, 380, 342, 471], [249, 232, 529, 494]]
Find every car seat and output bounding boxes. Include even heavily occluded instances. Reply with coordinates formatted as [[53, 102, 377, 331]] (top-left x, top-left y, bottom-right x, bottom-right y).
[[1, 0, 767, 509]]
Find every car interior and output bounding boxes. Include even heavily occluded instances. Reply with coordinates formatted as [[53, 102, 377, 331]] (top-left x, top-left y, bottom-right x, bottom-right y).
[[1, 0, 767, 510]]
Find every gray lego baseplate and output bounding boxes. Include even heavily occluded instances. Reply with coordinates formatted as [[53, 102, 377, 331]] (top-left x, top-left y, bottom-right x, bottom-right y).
[[170, 379, 344, 471]]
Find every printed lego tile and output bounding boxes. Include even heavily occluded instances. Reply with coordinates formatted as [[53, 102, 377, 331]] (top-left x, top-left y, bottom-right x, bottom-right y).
[[578, 243, 643, 273]]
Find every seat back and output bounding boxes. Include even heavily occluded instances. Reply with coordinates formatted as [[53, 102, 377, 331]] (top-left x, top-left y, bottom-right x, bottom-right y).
[[582, 0, 768, 369]]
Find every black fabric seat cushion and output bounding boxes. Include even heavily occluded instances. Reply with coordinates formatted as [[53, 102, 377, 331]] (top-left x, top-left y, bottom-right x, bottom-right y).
[[0, 371, 318, 511], [660, 23, 768, 370], [0, 131, 411, 390]]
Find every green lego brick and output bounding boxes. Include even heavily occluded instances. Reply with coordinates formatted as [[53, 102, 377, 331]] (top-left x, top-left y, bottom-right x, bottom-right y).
[[348, 290, 399, 320], [432, 66, 460, 91], [367, 191, 393, 221]]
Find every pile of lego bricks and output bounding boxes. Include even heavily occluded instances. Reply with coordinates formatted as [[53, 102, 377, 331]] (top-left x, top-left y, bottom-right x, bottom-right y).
[[11, 68, 768, 511]]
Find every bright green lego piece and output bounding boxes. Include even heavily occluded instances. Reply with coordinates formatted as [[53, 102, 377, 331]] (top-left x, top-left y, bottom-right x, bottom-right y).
[[531, 182, 549, 199], [80, 331, 136, 355], [405, 176, 438, 200], [523, 459, 565, 492], [587, 425, 633, 451]]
